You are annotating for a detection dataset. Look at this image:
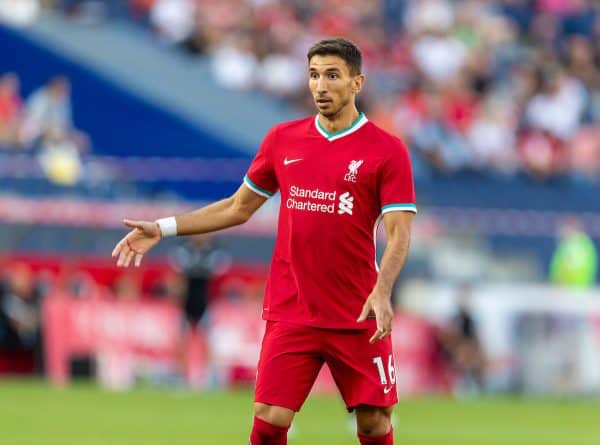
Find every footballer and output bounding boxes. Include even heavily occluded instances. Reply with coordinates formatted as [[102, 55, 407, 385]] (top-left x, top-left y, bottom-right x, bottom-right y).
[[112, 38, 416, 445]]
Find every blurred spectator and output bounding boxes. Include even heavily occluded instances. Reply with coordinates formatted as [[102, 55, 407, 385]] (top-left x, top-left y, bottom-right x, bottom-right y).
[[0, 73, 22, 149], [0, 264, 42, 358], [411, 88, 473, 174], [466, 96, 518, 174], [170, 234, 231, 328], [0, 0, 40, 26], [21, 75, 69, 146], [19, 76, 88, 185], [550, 217, 598, 288], [211, 37, 260, 91], [258, 50, 306, 99], [439, 284, 486, 393], [411, 31, 468, 85], [404, 0, 455, 35], [517, 130, 565, 180], [150, 0, 196, 45], [0, 270, 9, 347], [524, 66, 586, 140], [21, 76, 88, 151], [567, 126, 600, 184]]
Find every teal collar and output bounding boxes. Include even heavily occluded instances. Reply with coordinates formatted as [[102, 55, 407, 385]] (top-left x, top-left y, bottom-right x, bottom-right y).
[[315, 112, 368, 141]]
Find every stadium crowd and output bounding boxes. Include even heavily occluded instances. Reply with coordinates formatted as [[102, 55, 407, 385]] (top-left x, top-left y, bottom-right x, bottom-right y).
[[49, 0, 600, 183], [3, 0, 600, 183]]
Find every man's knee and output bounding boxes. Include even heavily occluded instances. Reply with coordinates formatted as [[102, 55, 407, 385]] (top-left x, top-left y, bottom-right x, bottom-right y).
[[254, 402, 295, 428], [355, 405, 393, 436]]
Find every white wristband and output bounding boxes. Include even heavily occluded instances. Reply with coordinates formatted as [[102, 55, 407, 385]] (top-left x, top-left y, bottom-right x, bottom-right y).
[[155, 216, 177, 237]]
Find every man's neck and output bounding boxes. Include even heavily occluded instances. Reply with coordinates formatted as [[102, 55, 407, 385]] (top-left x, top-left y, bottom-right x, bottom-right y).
[[318, 107, 360, 134]]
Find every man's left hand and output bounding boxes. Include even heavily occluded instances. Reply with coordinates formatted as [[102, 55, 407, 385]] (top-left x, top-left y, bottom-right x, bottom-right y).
[[357, 289, 394, 343]]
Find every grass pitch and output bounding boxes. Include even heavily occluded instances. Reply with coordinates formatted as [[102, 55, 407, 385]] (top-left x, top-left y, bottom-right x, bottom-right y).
[[1, 379, 599, 445]]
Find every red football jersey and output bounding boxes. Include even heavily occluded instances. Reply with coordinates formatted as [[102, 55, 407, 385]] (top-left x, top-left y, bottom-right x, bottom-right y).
[[244, 113, 417, 329]]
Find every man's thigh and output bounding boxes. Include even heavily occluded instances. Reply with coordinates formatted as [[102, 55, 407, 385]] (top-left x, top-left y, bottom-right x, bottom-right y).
[[255, 321, 324, 412], [324, 329, 398, 411]]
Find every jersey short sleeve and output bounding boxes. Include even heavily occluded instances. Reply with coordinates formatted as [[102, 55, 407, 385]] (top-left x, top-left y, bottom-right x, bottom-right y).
[[244, 125, 279, 198], [378, 140, 417, 214]]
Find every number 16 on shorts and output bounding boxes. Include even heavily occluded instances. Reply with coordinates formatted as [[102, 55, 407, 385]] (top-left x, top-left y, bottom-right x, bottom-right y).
[[373, 354, 396, 392]]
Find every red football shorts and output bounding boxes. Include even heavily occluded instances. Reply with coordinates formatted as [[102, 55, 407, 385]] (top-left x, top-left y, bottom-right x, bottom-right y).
[[254, 321, 399, 412]]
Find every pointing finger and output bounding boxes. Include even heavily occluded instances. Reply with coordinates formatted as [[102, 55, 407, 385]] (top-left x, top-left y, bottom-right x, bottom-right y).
[[123, 219, 143, 229], [134, 253, 143, 268]]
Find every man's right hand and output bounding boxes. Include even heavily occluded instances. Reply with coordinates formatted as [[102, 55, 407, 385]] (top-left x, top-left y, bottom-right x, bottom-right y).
[[111, 219, 162, 267]]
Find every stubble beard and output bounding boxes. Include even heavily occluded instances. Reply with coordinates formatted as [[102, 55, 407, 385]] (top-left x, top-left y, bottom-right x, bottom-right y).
[[319, 96, 351, 119]]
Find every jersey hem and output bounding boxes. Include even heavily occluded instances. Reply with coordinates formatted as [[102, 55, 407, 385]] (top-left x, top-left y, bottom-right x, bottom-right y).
[[262, 314, 377, 331]]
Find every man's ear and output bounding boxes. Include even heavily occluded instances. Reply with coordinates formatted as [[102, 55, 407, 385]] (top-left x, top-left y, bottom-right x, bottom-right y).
[[353, 74, 365, 93]]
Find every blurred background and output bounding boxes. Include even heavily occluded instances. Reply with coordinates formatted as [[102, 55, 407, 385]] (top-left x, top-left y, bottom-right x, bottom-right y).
[[1, 0, 600, 444]]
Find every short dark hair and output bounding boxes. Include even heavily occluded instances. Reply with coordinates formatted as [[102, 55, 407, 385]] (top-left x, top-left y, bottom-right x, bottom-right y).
[[307, 38, 362, 76]]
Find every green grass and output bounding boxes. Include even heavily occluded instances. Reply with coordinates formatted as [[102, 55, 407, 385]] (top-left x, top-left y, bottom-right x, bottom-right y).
[[1, 379, 599, 444]]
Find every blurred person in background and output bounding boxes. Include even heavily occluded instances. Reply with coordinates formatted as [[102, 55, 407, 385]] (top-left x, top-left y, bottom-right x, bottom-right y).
[[550, 217, 598, 288], [0, 0, 40, 26], [439, 284, 486, 394], [410, 87, 473, 175], [0, 269, 9, 348], [0, 72, 23, 149], [170, 234, 231, 329], [112, 38, 416, 445], [149, 0, 196, 46], [0, 263, 44, 372], [20, 75, 89, 152], [567, 126, 600, 185], [169, 234, 230, 389], [20, 76, 87, 186]]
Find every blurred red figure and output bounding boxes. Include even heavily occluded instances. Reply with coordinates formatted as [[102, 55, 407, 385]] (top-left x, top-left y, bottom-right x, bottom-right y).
[[0, 73, 22, 148], [112, 38, 416, 445]]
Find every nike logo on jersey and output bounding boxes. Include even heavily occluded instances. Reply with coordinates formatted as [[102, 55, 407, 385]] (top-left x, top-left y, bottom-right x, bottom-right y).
[[284, 157, 303, 165], [383, 386, 393, 394]]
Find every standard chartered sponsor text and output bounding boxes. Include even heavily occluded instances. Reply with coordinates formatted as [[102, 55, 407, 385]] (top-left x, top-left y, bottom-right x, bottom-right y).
[[287, 185, 337, 214], [289, 185, 336, 200]]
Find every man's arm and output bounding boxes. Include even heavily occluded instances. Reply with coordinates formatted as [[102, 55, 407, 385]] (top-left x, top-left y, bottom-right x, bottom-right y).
[[112, 184, 267, 268], [357, 211, 413, 343], [175, 184, 267, 235]]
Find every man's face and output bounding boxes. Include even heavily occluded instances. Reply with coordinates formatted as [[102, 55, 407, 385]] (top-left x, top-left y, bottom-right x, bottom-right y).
[[308, 55, 363, 118], [50, 79, 70, 100]]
